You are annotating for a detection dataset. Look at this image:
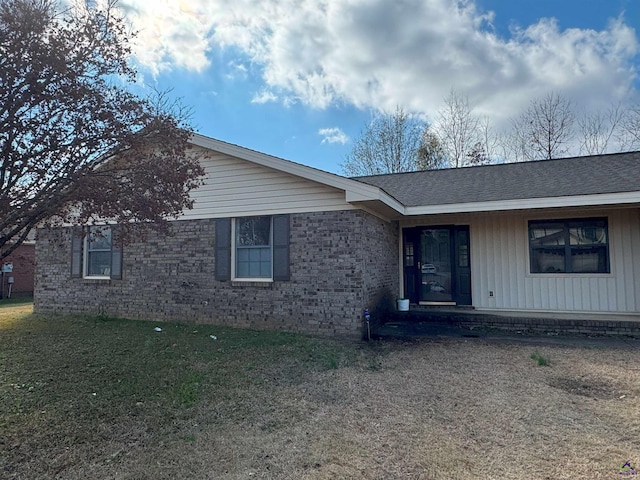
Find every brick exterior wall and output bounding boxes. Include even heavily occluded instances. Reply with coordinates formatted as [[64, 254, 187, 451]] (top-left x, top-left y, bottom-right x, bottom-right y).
[[2, 244, 35, 297], [34, 210, 399, 337]]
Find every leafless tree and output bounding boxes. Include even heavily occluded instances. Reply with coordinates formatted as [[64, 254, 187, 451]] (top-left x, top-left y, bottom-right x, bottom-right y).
[[619, 103, 640, 151], [506, 92, 575, 161], [341, 107, 429, 176], [0, 0, 205, 259], [577, 102, 627, 155], [434, 90, 494, 167]]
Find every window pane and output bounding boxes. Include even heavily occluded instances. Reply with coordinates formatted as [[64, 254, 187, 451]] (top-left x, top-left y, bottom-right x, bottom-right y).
[[260, 260, 270, 277], [88, 251, 111, 276], [529, 226, 564, 247], [237, 248, 249, 262], [88, 226, 112, 251], [249, 260, 260, 277], [237, 248, 272, 278], [404, 242, 414, 267], [249, 248, 261, 262], [531, 248, 565, 273], [237, 217, 271, 246], [569, 226, 606, 245], [571, 246, 608, 273], [237, 261, 249, 277]]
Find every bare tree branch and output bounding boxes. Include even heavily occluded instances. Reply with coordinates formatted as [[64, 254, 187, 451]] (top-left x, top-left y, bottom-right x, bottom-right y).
[[577, 102, 627, 155], [434, 89, 495, 167], [504, 92, 575, 161], [341, 107, 429, 176], [620, 104, 640, 151]]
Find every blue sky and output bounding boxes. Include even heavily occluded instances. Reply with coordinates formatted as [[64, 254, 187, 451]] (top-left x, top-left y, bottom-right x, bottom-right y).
[[117, 0, 639, 174]]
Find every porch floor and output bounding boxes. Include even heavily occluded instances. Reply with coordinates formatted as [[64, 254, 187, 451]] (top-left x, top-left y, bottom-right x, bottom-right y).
[[375, 306, 640, 339]]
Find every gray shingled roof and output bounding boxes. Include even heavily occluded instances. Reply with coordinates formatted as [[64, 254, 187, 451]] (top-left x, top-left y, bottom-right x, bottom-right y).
[[353, 151, 640, 207]]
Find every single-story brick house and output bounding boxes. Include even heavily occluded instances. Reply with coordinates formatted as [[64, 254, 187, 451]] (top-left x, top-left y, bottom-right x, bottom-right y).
[[34, 134, 640, 336]]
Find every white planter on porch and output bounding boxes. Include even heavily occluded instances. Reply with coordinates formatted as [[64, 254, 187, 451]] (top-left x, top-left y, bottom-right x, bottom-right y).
[[397, 299, 410, 311]]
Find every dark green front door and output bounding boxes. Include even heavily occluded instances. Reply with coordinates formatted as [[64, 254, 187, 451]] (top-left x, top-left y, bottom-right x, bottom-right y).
[[403, 226, 472, 305]]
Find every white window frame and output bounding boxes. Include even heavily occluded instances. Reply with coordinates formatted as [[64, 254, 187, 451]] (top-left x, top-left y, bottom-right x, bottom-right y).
[[83, 226, 112, 279], [231, 216, 274, 282]]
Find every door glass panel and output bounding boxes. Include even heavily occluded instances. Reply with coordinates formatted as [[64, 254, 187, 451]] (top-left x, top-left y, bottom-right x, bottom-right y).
[[420, 229, 453, 302], [457, 230, 469, 268], [404, 241, 414, 267]]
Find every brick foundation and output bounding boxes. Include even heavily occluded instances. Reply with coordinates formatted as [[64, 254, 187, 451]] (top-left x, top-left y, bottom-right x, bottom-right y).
[[387, 310, 640, 337], [35, 210, 399, 337]]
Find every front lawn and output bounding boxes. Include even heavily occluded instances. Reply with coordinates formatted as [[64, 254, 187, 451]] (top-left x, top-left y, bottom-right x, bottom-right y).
[[1, 306, 639, 479]]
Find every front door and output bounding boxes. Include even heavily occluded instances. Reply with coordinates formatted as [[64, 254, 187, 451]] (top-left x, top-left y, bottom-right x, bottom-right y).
[[403, 226, 472, 305]]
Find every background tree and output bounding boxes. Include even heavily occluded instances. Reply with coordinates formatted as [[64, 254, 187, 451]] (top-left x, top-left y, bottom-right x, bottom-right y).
[[505, 92, 575, 161], [0, 0, 204, 260], [620, 103, 640, 151], [433, 89, 493, 167], [416, 128, 448, 170], [577, 102, 627, 155], [341, 107, 429, 176]]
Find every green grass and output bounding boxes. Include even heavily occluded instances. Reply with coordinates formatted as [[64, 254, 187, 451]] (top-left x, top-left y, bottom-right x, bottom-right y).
[[0, 297, 33, 308], [0, 307, 377, 478], [1, 310, 359, 411], [530, 351, 550, 366]]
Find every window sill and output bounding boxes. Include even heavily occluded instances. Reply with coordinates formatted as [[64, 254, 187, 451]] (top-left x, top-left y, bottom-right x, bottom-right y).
[[82, 275, 111, 281], [231, 279, 274, 288]]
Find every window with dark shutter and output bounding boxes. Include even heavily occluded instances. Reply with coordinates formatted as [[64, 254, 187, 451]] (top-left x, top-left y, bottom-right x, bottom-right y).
[[110, 227, 123, 280], [215, 218, 232, 281], [86, 226, 113, 277], [72, 225, 123, 280], [235, 216, 272, 278], [218, 215, 290, 282], [71, 227, 83, 278], [272, 214, 290, 281]]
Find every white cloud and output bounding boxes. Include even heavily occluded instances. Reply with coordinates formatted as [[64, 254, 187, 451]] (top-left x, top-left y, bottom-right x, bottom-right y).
[[319, 127, 349, 145], [117, 0, 212, 75], [116, 0, 639, 127], [225, 60, 248, 80], [251, 89, 278, 104]]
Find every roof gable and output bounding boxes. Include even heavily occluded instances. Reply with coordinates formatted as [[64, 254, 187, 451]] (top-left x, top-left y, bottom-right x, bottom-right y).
[[188, 134, 404, 219]]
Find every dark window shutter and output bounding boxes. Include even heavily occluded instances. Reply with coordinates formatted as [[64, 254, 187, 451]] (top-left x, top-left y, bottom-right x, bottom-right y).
[[71, 227, 83, 278], [110, 227, 123, 280], [272, 214, 290, 281], [215, 218, 231, 281]]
